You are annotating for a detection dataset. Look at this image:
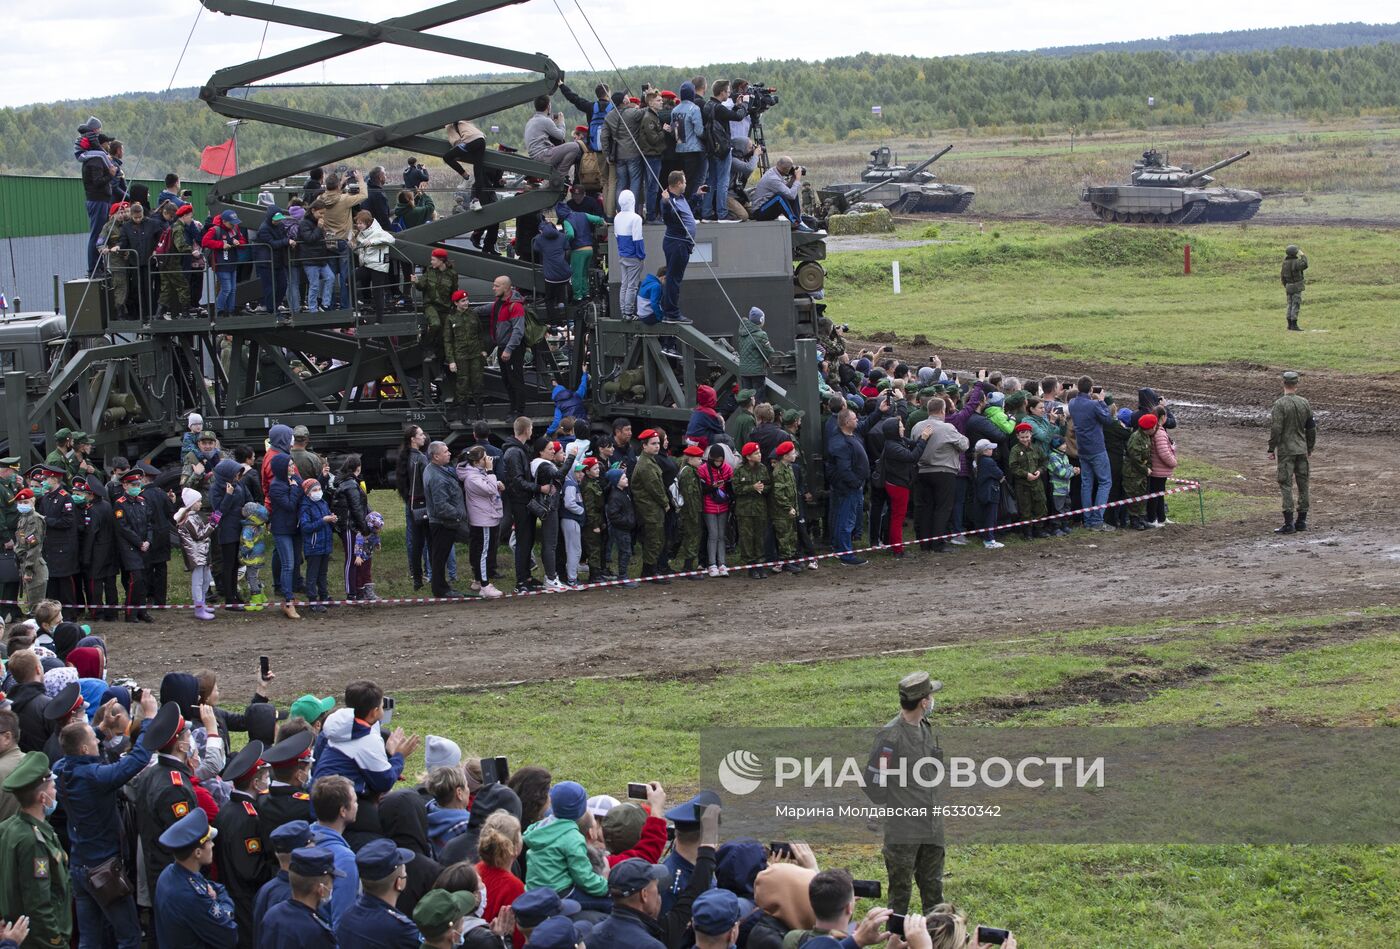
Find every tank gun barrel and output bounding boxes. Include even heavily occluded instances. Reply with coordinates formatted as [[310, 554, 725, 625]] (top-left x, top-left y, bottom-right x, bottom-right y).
[[1185, 150, 1250, 183], [902, 145, 953, 180]]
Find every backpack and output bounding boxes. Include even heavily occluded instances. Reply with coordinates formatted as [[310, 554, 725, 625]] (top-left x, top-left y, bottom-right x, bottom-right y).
[[329, 480, 352, 528], [154, 224, 175, 257], [587, 100, 611, 152]]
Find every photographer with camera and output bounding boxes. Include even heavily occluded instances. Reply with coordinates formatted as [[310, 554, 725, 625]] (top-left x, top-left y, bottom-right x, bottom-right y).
[[726, 136, 763, 221], [700, 80, 746, 221], [750, 156, 812, 231]]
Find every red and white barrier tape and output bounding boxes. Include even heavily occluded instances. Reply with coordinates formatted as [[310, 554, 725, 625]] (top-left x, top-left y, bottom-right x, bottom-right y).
[[2, 479, 1202, 612]]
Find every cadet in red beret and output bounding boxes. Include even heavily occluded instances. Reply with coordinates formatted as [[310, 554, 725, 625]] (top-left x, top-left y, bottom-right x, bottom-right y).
[[1009, 418, 1049, 538], [770, 440, 803, 573], [630, 429, 669, 582], [676, 445, 705, 576], [733, 441, 771, 579]]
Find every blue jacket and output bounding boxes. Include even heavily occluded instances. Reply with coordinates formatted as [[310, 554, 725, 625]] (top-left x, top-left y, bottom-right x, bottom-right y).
[[334, 892, 421, 949], [260, 896, 337, 949], [268, 457, 304, 536], [1069, 393, 1111, 456], [547, 371, 589, 435], [672, 84, 703, 154], [662, 190, 697, 240], [312, 707, 405, 796], [253, 870, 292, 942], [155, 863, 239, 949], [828, 430, 871, 494], [299, 494, 334, 555], [531, 221, 572, 283], [637, 274, 665, 323], [557, 202, 603, 250], [208, 459, 249, 544], [585, 906, 667, 949], [53, 719, 154, 866], [309, 823, 359, 927]]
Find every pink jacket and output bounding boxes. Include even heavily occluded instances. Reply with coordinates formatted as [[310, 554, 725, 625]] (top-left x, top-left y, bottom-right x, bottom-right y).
[[697, 460, 733, 514], [459, 463, 504, 527], [1149, 426, 1178, 478]]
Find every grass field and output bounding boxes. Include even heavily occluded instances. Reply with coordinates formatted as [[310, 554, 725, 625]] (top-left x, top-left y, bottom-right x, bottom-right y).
[[380, 607, 1400, 946], [822, 221, 1400, 372]]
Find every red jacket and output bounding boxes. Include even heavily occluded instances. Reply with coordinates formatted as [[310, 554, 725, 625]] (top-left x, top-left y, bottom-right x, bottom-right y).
[[476, 862, 526, 949], [201, 224, 244, 270], [605, 814, 668, 867]]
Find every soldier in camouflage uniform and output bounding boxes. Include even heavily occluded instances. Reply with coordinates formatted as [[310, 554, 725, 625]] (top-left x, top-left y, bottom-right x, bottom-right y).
[[13, 488, 47, 617], [769, 441, 802, 574], [413, 249, 457, 355], [1269, 370, 1315, 534], [1281, 245, 1307, 331], [732, 442, 769, 579], [99, 202, 134, 311], [443, 290, 486, 427], [1007, 423, 1048, 540], [582, 457, 610, 579], [159, 204, 197, 316], [0, 752, 72, 948], [630, 430, 670, 581], [864, 671, 945, 916], [676, 446, 704, 574], [0, 457, 20, 618]]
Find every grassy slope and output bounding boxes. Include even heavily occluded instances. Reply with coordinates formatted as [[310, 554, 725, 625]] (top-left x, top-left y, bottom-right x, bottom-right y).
[[384, 608, 1400, 946], [822, 221, 1400, 372]]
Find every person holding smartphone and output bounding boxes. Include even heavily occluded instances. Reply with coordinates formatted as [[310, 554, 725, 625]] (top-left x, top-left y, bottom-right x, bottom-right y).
[[1067, 376, 1114, 531]]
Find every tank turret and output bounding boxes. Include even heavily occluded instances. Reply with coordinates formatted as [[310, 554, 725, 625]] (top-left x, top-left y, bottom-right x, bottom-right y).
[[1083, 148, 1262, 224]]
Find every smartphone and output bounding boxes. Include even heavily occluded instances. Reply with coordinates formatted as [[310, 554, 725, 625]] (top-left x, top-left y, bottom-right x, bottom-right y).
[[259, 656, 270, 681], [768, 841, 794, 859], [851, 879, 882, 899], [886, 914, 906, 937], [627, 783, 649, 800], [977, 927, 1010, 945], [698, 185, 709, 194], [481, 756, 510, 786], [1092, 386, 1104, 395], [132, 687, 145, 704]]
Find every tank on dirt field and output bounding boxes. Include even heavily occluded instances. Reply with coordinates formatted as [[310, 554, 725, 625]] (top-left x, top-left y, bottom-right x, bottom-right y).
[[817, 145, 975, 214], [1081, 148, 1263, 224]]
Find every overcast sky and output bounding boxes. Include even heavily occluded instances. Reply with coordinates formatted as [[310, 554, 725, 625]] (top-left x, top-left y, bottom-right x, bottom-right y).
[[6, 0, 1393, 109]]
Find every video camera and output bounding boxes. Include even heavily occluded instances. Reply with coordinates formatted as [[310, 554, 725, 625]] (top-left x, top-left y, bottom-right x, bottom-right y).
[[748, 83, 779, 114]]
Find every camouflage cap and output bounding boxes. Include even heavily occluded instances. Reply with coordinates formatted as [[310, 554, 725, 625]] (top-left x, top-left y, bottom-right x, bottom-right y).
[[73, 431, 93, 444], [292, 425, 311, 439], [898, 671, 942, 701], [1282, 370, 1300, 383]]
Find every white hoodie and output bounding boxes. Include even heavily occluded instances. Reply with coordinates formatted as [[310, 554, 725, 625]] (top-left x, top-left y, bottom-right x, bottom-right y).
[[614, 190, 645, 260]]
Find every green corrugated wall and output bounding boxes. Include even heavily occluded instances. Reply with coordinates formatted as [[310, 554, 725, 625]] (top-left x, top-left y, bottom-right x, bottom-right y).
[[0, 176, 221, 238]]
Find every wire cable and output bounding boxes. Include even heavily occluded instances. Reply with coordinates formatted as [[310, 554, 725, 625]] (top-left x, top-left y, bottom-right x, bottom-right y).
[[166, 4, 205, 92]]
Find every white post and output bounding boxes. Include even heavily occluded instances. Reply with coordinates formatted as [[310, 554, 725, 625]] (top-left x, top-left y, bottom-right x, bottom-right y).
[[892, 261, 902, 295]]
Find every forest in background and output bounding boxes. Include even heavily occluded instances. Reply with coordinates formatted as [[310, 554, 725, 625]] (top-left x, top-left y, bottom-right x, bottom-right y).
[[3, 33, 1398, 180], [1009, 20, 1400, 56]]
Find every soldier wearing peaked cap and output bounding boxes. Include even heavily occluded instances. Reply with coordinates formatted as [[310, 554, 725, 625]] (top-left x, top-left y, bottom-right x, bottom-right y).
[[659, 790, 720, 915], [251, 820, 316, 940], [41, 681, 86, 765], [1269, 370, 1315, 535], [865, 671, 946, 915], [214, 741, 272, 949], [34, 464, 81, 620], [154, 807, 238, 949], [0, 751, 71, 949], [257, 729, 316, 851], [0, 455, 22, 620], [259, 846, 341, 949], [131, 703, 199, 906], [334, 838, 420, 949]]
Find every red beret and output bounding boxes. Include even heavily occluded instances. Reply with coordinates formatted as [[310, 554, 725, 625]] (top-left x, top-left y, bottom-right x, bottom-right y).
[[1138, 414, 1158, 430], [548, 441, 562, 453], [431, 247, 450, 259], [661, 90, 678, 100], [742, 441, 761, 457], [682, 445, 703, 457], [627, 96, 641, 105], [14, 488, 34, 501], [574, 125, 588, 134], [637, 428, 659, 442], [451, 290, 469, 303], [1014, 422, 1033, 433], [109, 201, 129, 215], [776, 440, 796, 457], [176, 204, 194, 216], [582, 457, 599, 469]]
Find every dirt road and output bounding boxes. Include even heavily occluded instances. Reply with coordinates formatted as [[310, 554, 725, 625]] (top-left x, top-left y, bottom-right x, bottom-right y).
[[104, 360, 1400, 703]]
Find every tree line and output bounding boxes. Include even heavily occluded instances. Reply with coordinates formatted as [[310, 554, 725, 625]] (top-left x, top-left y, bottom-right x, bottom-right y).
[[1013, 21, 1400, 57], [3, 43, 1398, 179]]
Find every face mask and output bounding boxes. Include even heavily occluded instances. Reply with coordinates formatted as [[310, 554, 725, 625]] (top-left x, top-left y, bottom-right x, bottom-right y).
[[32, 483, 48, 496], [16, 504, 32, 515], [44, 796, 58, 817], [72, 493, 87, 505], [0, 472, 14, 483], [309, 491, 323, 502], [924, 699, 937, 721], [126, 485, 142, 497]]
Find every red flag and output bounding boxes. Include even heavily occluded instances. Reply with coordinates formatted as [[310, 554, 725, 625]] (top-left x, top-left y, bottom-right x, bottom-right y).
[[199, 138, 238, 177]]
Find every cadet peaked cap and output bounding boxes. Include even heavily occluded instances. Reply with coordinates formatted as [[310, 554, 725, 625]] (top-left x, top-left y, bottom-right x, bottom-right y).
[[159, 807, 216, 850], [511, 887, 581, 927], [263, 729, 315, 767], [607, 858, 671, 898], [289, 846, 345, 877], [692, 888, 743, 934], [354, 838, 414, 880], [221, 740, 267, 782], [665, 789, 721, 825], [269, 820, 314, 852]]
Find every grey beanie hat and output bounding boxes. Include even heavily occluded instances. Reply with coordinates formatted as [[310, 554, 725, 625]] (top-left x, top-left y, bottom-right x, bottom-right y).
[[748, 306, 765, 324]]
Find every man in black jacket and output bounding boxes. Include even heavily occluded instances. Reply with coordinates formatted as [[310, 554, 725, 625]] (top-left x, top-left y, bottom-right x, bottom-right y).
[[422, 441, 469, 599], [365, 167, 393, 231], [36, 465, 82, 620], [498, 417, 547, 594], [81, 136, 116, 273], [118, 201, 165, 318], [7, 650, 51, 754], [112, 471, 154, 622], [78, 478, 120, 621], [700, 81, 745, 221], [139, 463, 176, 611]]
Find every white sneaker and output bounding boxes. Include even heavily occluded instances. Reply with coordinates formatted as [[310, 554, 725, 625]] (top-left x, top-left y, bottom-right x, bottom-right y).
[[949, 536, 969, 546], [807, 560, 819, 570], [984, 540, 1005, 549], [708, 565, 719, 578], [1162, 517, 1176, 525], [470, 581, 481, 592], [480, 583, 503, 598], [469, 198, 482, 211], [1148, 520, 1165, 529], [718, 565, 730, 577], [544, 577, 566, 593]]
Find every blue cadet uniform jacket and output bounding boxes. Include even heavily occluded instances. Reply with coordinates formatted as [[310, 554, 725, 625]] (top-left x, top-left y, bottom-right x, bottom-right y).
[[154, 863, 239, 949], [261, 897, 338, 949], [333, 892, 421, 949]]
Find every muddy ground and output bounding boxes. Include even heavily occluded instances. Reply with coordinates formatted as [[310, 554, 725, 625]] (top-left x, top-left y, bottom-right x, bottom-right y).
[[107, 357, 1400, 701]]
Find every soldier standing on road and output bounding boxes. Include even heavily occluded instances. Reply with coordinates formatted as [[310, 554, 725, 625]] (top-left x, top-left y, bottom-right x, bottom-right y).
[[13, 488, 47, 618], [1281, 245, 1307, 331], [1268, 370, 1315, 535], [0, 458, 22, 619], [630, 430, 671, 583], [864, 671, 945, 916], [444, 290, 486, 427]]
